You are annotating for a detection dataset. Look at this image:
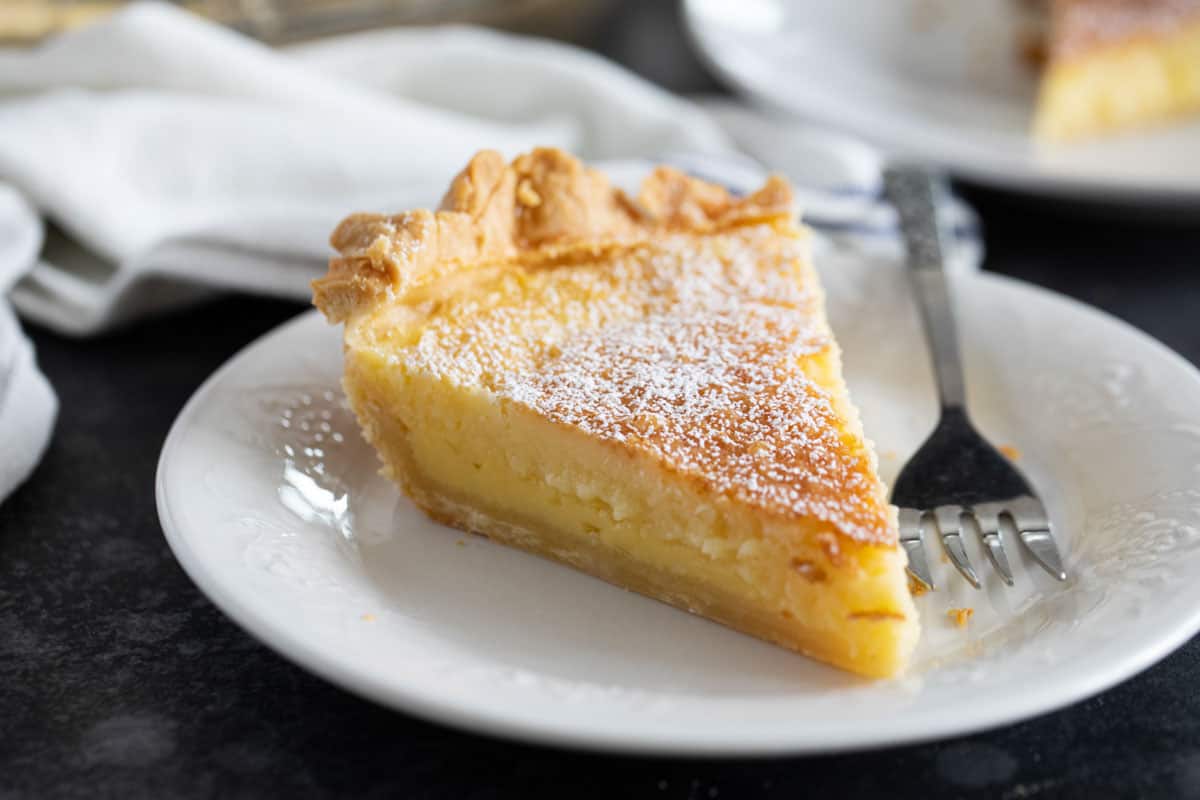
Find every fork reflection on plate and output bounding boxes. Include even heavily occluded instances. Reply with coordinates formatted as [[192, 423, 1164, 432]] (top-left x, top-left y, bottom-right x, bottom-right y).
[[883, 166, 1068, 591]]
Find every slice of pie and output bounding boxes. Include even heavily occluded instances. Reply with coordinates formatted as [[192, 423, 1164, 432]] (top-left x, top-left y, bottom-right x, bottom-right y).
[[312, 148, 918, 678], [1032, 0, 1200, 140]]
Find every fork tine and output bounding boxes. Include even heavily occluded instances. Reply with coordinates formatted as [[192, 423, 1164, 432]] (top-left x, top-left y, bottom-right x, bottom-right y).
[[1007, 496, 1068, 582], [972, 507, 1014, 586], [898, 507, 934, 590], [1019, 529, 1067, 582], [934, 506, 981, 589]]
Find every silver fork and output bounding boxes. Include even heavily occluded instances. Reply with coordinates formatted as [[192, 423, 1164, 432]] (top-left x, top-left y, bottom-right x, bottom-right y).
[[883, 166, 1067, 591]]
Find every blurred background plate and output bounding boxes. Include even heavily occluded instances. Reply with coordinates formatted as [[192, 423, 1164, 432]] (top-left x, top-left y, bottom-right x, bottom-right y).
[[684, 0, 1200, 206]]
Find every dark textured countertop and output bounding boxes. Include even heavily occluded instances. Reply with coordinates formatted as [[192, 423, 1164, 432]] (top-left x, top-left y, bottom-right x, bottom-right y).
[[4, 4, 1200, 798]]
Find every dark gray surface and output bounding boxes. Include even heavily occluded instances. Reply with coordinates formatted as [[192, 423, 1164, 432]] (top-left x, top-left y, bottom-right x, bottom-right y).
[[3, 3, 1200, 798]]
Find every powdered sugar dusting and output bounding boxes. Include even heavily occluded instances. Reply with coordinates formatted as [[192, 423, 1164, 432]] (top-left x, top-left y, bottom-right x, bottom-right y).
[[399, 225, 891, 542], [1053, 0, 1200, 59]]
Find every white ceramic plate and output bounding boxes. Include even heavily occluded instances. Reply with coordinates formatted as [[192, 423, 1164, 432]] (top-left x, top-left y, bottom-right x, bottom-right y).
[[157, 250, 1200, 755], [683, 0, 1200, 204]]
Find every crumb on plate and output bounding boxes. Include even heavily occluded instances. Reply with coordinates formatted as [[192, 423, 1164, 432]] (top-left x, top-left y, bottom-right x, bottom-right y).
[[999, 444, 1021, 461], [908, 577, 930, 597], [947, 607, 974, 628]]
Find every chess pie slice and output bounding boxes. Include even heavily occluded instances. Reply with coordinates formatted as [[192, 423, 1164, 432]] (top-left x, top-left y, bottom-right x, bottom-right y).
[[1034, 0, 1200, 139], [312, 148, 918, 678]]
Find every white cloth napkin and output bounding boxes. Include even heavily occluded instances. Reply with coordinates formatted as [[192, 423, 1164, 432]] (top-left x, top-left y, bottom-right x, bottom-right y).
[[0, 186, 56, 501], [0, 2, 980, 504]]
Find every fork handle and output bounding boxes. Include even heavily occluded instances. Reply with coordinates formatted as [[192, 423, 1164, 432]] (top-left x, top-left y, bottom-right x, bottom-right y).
[[883, 166, 967, 411]]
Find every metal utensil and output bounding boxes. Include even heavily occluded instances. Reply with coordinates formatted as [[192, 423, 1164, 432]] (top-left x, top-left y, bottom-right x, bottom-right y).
[[883, 166, 1067, 590]]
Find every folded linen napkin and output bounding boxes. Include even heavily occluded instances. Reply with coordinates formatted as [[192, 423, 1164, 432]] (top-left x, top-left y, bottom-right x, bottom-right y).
[[0, 186, 56, 502], [0, 2, 980, 504]]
